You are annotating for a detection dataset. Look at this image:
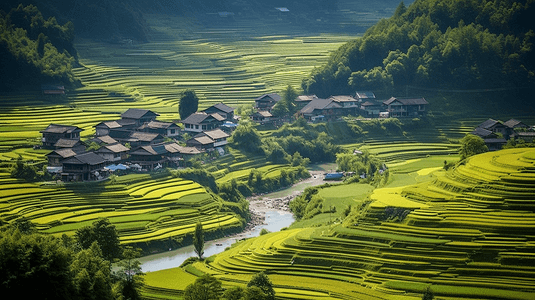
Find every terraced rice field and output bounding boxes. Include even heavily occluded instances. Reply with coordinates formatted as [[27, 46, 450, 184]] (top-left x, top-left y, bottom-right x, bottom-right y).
[[183, 148, 535, 299], [0, 172, 242, 245]]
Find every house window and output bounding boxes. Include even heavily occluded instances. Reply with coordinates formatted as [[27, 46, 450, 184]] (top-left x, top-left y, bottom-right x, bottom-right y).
[[195, 125, 199, 129], [202, 125, 207, 130]]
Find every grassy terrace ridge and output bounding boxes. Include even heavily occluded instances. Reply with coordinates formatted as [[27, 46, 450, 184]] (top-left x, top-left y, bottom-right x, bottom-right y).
[[168, 148, 535, 300], [0, 172, 242, 247]]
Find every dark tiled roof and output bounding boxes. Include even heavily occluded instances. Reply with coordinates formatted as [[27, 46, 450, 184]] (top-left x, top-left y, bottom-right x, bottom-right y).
[[198, 128, 229, 140], [47, 148, 77, 158], [121, 108, 159, 120], [130, 132, 162, 142], [504, 119, 527, 128], [97, 143, 130, 153], [210, 103, 235, 113], [477, 119, 503, 130], [54, 139, 82, 148], [255, 93, 281, 102], [96, 121, 122, 129], [40, 124, 83, 134], [182, 112, 210, 124], [89, 136, 118, 145], [295, 95, 318, 102], [140, 120, 179, 130], [300, 99, 340, 114], [471, 127, 496, 138], [383, 97, 428, 106], [64, 152, 106, 165]]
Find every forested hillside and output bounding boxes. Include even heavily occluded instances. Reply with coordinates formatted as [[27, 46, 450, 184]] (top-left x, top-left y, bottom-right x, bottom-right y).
[[0, 5, 77, 91], [302, 0, 535, 105]]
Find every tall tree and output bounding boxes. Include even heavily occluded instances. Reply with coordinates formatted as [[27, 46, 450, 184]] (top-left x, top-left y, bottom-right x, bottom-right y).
[[247, 271, 275, 300], [115, 246, 144, 300], [179, 89, 199, 120], [459, 134, 488, 161], [271, 85, 299, 117], [193, 221, 204, 259], [183, 274, 222, 300], [75, 218, 121, 261]]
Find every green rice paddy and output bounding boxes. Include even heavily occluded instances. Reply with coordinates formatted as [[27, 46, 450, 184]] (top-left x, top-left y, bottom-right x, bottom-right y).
[[177, 148, 535, 299]]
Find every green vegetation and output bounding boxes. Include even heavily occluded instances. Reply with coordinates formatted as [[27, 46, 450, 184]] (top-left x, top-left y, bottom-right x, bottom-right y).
[[179, 90, 199, 120], [303, 0, 534, 111], [0, 5, 77, 91], [193, 222, 205, 259]]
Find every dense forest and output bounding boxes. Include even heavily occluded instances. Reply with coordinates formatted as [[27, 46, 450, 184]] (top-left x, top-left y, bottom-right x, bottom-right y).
[[302, 0, 534, 106], [0, 4, 77, 91]]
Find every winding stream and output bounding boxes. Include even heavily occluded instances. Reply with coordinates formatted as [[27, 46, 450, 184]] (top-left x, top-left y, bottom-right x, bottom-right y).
[[139, 170, 325, 272]]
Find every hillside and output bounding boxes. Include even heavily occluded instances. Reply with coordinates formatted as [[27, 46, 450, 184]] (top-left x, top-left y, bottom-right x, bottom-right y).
[[181, 148, 535, 299], [302, 0, 535, 112]]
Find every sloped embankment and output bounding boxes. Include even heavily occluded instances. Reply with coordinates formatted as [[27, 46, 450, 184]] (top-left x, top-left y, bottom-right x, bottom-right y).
[[199, 148, 535, 299]]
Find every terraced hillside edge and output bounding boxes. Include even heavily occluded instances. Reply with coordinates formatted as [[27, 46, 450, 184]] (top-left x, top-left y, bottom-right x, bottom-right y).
[[189, 148, 535, 299]]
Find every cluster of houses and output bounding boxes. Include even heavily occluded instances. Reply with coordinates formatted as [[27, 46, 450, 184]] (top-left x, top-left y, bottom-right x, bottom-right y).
[[43, 103, 237, 181], [470, 118, 535, 150], [250, 91, 429, 124]]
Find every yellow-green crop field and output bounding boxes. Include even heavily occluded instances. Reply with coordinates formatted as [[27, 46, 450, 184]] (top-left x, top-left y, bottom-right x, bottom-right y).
[[172, 148, 535, 299], [0, 172, 241, 245]]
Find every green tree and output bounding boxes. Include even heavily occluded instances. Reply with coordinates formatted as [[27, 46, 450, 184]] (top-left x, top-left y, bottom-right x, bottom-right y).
[[459, 134, 489, 160], [271, 85, 299, 117], [70, 242, 116, 300], [184, 274, 222, 300], [247, 271, 275, 300], [422, 287, 434, 300], [222, 286, 244, 300], [115, 246, 144, 300], [193, 221, 205, 259], [10, 155, 39, 182], [0, 229, 74, 299], [179, 89, 199, 119], [228, 120, 263, 154], [243, 286, 268, 300], [75, 218, 121, 261]]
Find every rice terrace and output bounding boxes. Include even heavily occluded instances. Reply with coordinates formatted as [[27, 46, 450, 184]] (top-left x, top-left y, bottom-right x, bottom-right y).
[[1, 1, 535, 300]]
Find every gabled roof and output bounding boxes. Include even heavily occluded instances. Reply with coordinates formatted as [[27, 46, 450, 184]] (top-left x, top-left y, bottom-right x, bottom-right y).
[[95, 120, 122, 129], [182, 112, 224, 124], [54, 138, 83, 148], [361, 100, 382, 107], [46, 148, 78, 158], [295, 95, 318, 102], [63, 152, 106, 165], [355, 91, 376, 99], [253, 111, 273, 117], [300, 99, 341, 114], [504, 119, 528, 128], [139, 120, 179, 130], [477, 119, 504, 130], [89, 135, 119, 145], [164, 142, 202, 155], [121, 108, 159, 120], [383, 97, 428, 106], [189, 136, 215, 145], [130, 132, 163, 142], [96, 143, 130, 153], [204, 103, 235, 114], [255, 93, 281, 102], [130, 144, 167, 156], [330, 95, 357, 102], [40, 124, 83, 134], [471, 127, 497, 138], [197, 128, 229, 140]]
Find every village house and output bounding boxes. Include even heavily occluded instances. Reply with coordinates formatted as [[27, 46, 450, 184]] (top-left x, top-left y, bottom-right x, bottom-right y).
[[61, 152, 107, 181], [382, 97, 428, 117], [94, 143, 130, 163], [129, 144, 168, 171], [121, 108, 160, 126], [138, 120, 180, 138], [40, 124, 83, 149], [360, 100, 383, 118], [355, 91, 376, 101], [476, 119, 511, 139], [94, 119, 136, 136], [202, 103, 235, 122], [164, 142, 201, 167], [196, 128, 230, 147], [294, 95, 319, 109], [254, 93, 281, 112], [87, 135, 119, 146], [251, 110, 275, 124], [504, 119, 530, 131], [53, 138, 86, 152], [186, 135, 215, 150], [108, 130, 164, 147], [298, 98, 342, 121], [46, 148, 78, 167], [182, 112, 225, 133]]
